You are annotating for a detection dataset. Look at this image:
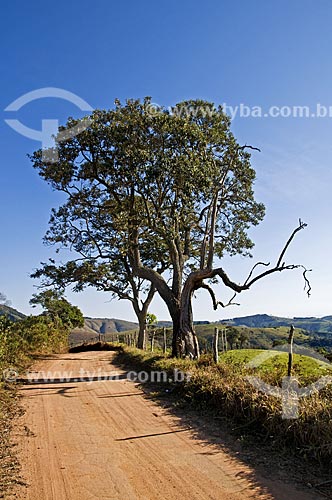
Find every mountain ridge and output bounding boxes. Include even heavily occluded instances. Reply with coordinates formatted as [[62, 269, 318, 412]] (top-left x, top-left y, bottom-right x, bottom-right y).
[[219, 313, 332, 332], [0, 304, 27, 322]]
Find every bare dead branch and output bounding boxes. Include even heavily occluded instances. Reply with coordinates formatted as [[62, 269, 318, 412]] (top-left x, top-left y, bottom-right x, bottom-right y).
[[302, 267, 312, 297], [239, 144, 261, 153], [200, 284, 240, 310], [203, 220, 311, 300], [200, 283, 219, 309], [244, 261, 270, 286], [276, 219, 307, 268], [217, 291, 241, 308]]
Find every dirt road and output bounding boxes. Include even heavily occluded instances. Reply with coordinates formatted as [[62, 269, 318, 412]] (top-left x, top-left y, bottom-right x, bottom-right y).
[[14, 351, 317, 500]]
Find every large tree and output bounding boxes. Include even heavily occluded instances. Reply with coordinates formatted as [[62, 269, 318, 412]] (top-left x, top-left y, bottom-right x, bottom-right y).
[[30, 98, 310, 358]]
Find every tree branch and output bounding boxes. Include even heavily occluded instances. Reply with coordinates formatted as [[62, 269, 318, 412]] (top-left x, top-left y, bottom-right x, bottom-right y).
[[276, 219, 307, 268], [200, 283, 240, 310], [190, 220, 311, 305]]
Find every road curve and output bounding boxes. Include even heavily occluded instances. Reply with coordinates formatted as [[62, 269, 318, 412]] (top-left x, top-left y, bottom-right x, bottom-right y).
[[14, 351, 317, 500]]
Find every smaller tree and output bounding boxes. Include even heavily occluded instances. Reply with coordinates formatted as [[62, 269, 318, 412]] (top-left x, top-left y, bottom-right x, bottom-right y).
[[226, 327, 240, 350], [146, 313, 158, 351], [146, 313, 157, 327], [238, 330, 249, 349], [30, 290, 84, 330]]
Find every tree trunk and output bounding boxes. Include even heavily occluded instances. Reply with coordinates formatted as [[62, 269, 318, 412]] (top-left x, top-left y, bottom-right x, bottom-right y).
[[179, 313, 200, 359], [171, 308, 199, 359], [173, 282, 200, 359], [137, 315, 147, 350], [171, 311, 181, 357]]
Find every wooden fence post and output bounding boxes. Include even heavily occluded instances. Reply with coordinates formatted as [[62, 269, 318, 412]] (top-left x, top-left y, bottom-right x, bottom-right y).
[[221, 329, 225, 352], [150, 331, 155, 352], [287, 325, 295, 377], [213, 327, 219, 363], [163, 327, 167, 354]]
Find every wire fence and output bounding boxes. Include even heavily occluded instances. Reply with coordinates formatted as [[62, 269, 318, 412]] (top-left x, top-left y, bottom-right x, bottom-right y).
[[68, 327, 174, 352]]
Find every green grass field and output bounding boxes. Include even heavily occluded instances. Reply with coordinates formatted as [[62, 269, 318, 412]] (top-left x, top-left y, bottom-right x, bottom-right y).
[[219, 348, 332, 385]]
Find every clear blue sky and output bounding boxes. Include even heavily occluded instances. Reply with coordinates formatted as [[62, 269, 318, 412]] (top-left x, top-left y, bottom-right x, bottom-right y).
[[1, 0, 332, 321]]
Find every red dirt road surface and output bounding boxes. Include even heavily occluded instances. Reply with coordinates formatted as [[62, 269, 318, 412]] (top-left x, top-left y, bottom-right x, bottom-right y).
[[13, 351, 317, 500]]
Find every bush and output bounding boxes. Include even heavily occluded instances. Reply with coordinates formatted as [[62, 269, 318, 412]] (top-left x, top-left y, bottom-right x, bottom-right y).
[[0, 314, 69, 375]]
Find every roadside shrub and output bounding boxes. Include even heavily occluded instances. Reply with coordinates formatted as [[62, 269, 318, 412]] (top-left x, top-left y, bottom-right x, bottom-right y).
[[0, 317, 26, 370], [0, 314, 69, 375], [15, 315, 68, 353]]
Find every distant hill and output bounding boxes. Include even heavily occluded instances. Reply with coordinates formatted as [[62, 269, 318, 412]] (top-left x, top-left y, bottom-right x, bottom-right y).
[[0, 304, 26, 322], [194, 323, 332, 352], [70, 317, 138, 344], [220, 314, 332, 333], [84, 317, 138, 333]]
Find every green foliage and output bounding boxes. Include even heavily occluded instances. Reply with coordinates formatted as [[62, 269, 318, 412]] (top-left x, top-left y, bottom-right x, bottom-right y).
[[30, 290, 84, 329], [0, 316, 24, 367], [30, 98, 264, 262], [0, 293, 84, 373], [146, 313, 157, 326], [0, 314, 68, 371], [16, 316, 67, 352], [194, 324, 321, 351], [220, 349, 332, 385], [225, 326, 240, 349]]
